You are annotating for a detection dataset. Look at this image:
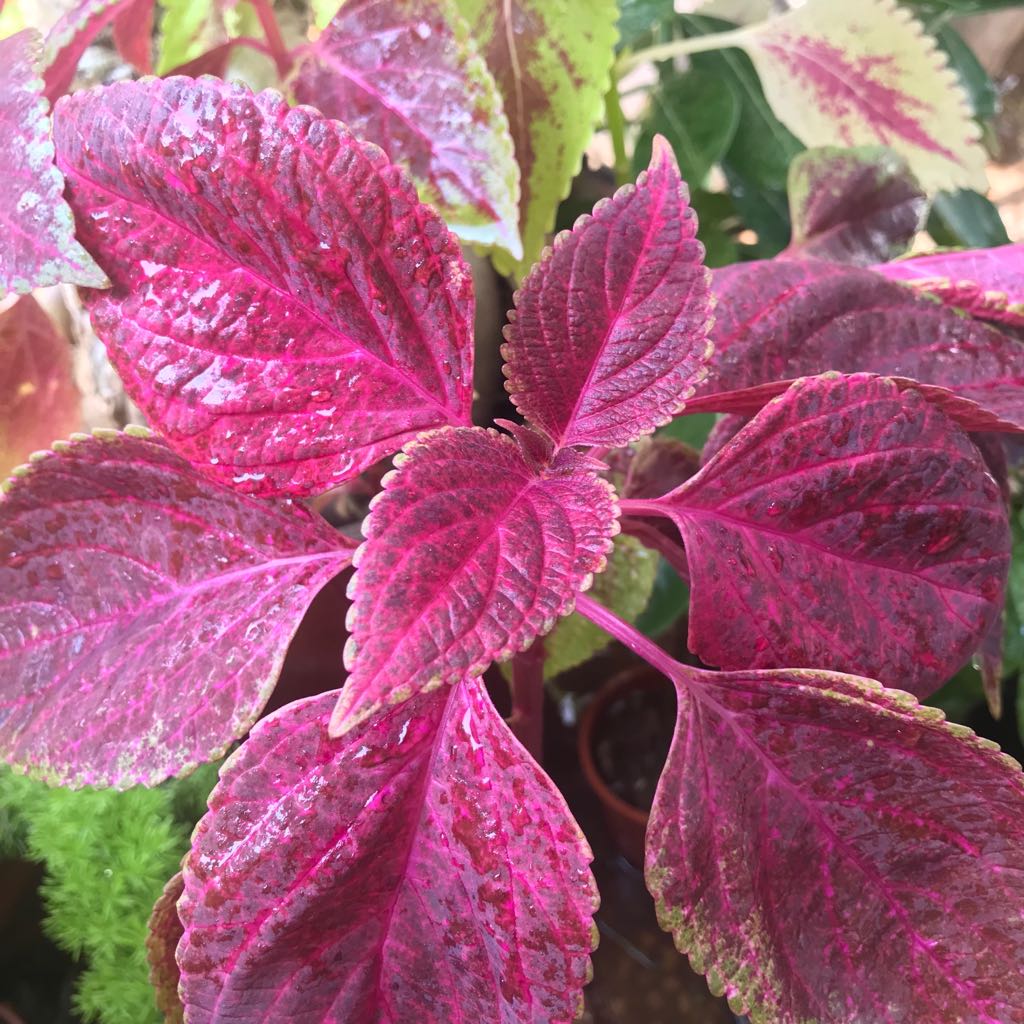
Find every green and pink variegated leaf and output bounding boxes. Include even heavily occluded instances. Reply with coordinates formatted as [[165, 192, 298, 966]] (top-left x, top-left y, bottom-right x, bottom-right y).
[[179, 681, 598, 1023], [687, 258, 1024, 432], [0, 29, 106, 294], [454, 0, 618, 276], [649, 663, 1024, 1022], [54, 77, 474, 497], [874, 244, 1024, 328], [332, 425, 618, 735], [502, 139, 712, 449], [291, 0, 522, 261], [0, 431, 353, 788], [786, 145, 927, 266], [147, 870, 185, 1024], [644, 375, 1008, 698], [737, 0, 986, 193], [42, 0, 152, 102], [0, 295, 81, 477]]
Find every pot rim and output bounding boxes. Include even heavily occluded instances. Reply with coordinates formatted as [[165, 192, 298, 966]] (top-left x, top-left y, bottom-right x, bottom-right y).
[[577, 665, 672, 830]]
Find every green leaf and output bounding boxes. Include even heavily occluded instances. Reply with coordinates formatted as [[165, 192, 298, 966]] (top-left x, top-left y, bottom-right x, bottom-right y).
[[928, 189, 1012, 248], [617, 0, 674, 50], [935, 23, 997, 122], [633, 69, 740, 188], [637, 556, 690, 638], [311, 0, 340, 29], [156, 0, 226, 74], [691, 188, 740, 268], [724, 166, 792, 256], [658, 410, 717, 448], [456, 0, 619, 277], [543, 534, 657, 679], [908, 0, 1024, 13], [681, 13, 804, 192]]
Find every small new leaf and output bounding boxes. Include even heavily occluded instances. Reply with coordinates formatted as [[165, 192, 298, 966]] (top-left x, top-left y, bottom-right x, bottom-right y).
[[503, 139, 713, 449]]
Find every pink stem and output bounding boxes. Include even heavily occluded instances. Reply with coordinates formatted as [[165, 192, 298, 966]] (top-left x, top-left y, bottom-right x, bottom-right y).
[[250, 0, 294, 77], [508, 639, 545, 761], [575, 594, 683, 682], [619, 497, 675, 520]]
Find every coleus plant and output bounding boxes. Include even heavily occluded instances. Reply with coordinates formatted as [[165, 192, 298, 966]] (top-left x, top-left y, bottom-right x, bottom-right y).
[[2, 66, 1024, 1024]]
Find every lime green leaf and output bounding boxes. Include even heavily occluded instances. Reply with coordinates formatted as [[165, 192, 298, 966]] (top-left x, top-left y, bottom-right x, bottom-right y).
[[736, 0, 987, 193], [156, 0, 227, 73], [697, 0, 772, 23], [543, 534, 657, 679], [310, 0, 339, 30], [455, 0, 618, 277]]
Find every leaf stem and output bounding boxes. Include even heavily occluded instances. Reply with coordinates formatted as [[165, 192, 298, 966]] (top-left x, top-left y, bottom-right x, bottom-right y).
[[618, 27, 751, 76], [249, 0, 294, 77], [508, 639, 546, 762], [619, 497, 675, 520], [576, 594, 683, 682], [604, 69, 631, 188]]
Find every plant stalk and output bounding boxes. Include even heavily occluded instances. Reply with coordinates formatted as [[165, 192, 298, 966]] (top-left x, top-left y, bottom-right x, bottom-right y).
[[604, 69, 631, 188], [576, 594, 683, 682], [618, 27, 751, 76], [509, 639, 546, 762], [250, 0, 294, 77]]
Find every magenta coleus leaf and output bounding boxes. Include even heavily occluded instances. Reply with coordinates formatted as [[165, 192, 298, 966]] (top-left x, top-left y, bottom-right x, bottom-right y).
[[648, 662, 1024, 1022], [291, 0, 522, 260], [874, 243, 1024, 327], [147, 870, 185, 1024], [112, 0, 155, 75], [686, 258, 1024, 432], [646, 374, 1008, 698], [179, 680, 598, 1023], [0, 430, 353, 788], [0, 295, 81, 477], [332, 425, 618, 734], [53, 76, 474, 497], [0, 29, 107, 294], [42, 0, 150, 102], [786, 145, 926, 266], [502, 138, 712, 449]]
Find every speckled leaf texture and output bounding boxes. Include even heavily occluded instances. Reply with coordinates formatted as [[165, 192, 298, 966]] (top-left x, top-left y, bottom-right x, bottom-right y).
[[42, 0, 150, 102], [736, 0, 987, 193], [0, 296, 81, 477], [147, 870, 185, 1024], [786, 145, 927, 266], [0, 30, 106, 294], [332, 426, 617, 734], [875, 243, 1024, 328], [179, 682, 598, 1023], [53, 77, 474, 497], [687, 258, 1024, 431], [648, 663, 1024, 1023], [291, 0, 522, 261], [0, 431, 354, 788], [503, 140, 712, 448], [454, 0, 618, 276], [652, 375, 1009, 698]]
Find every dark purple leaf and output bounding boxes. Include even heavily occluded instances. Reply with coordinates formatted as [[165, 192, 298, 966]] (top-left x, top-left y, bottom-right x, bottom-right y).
[[687, 258, 1024, 432], [502, 138, 712, 449], [147, 870, 185, 1024], [874, 243, 1024, 327], [0, 430, 353, 787], [649, 662, 1024, 1022], [179, 681, 598, 1023], [332, 425, 617, 734], [700, 413, 747, 466], [291, 0, 522, 259], [0, 29, 107, 293], [54, 76, 474, 496], [648, 374, 1009, 698], [786, 145, 926, 266]]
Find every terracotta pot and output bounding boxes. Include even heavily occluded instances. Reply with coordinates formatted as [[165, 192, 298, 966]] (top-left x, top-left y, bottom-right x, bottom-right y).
[[578, 667, 672, 868]]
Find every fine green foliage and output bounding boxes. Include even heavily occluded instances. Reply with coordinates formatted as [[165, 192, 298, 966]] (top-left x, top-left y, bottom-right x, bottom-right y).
[[0, 766, 218, 1024]]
